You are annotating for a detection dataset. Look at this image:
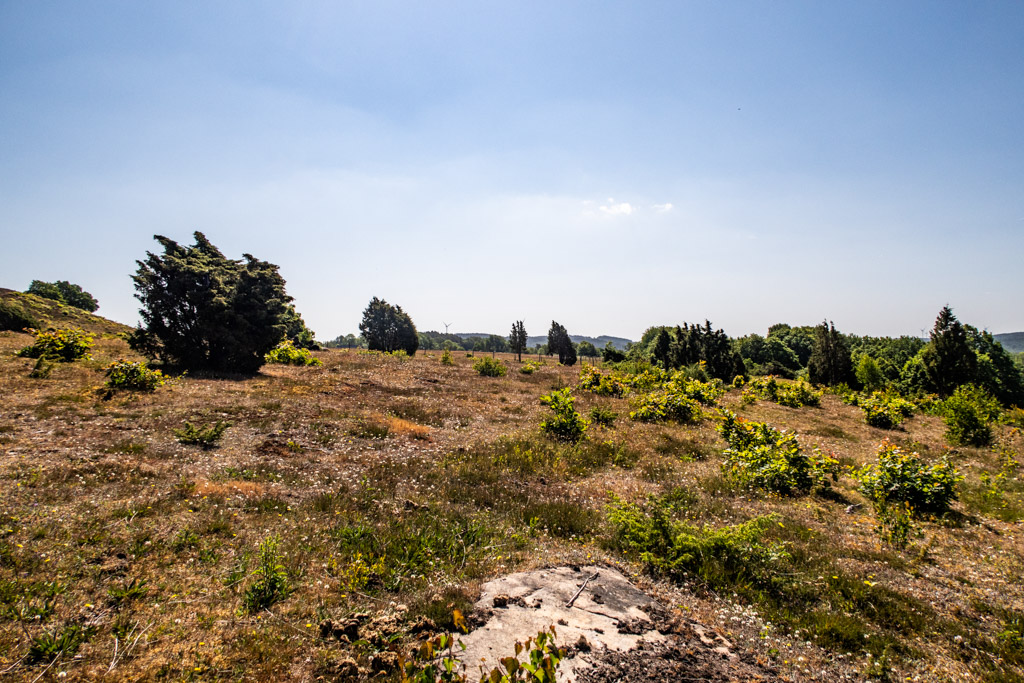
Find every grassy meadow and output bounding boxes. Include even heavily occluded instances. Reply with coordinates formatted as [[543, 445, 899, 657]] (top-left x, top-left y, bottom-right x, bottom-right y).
[[1, 314, 1022, 681]]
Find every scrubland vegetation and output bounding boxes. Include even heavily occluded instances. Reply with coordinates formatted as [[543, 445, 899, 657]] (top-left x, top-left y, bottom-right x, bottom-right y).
[[1, 235, 1023, 681]]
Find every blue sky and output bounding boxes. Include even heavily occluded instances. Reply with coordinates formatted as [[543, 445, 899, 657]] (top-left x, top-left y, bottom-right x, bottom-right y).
[[2, 1, 1022, 340]]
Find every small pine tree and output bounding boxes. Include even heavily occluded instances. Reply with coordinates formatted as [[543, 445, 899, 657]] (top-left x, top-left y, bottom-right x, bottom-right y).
[[653, 329, 672, 369], [547, 321, 577, 366], [509, 320, 528, 362], [921, 306, 976, 396], [807, 320, 853, 386]]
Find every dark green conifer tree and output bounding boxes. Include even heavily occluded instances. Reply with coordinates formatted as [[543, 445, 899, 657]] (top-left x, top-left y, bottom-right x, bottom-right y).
[[807, 320, 853, 386]]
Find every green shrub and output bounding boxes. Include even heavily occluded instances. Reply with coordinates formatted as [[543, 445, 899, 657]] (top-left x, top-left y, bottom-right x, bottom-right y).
[[747, 376, 821, 407], [669, 374, 725, 405], [440, 349, 455, 366], [860, 391, 915, 429], [26, 280, 98, 312], [519, 361, 536, 374], [588, 406, 617, 427], [473, 356, 507, 377], [854, 442, 962, 515], [731, 374, 746, 388], [830, 383, 860, 405], [264, 340, 322, 366], [400, 626, 563, 683], [717, 412, 838, 494], [875, 501, 915, 550], [0, 300, 40, 332], [606, 493, 788, 583], [539, 388, 588, 442], [578, 365, 626, 397], [17, 328, 93, 362], [941, 384, 1000, 447], [243, 535, 289, 613], [174, 420, 230, 449], [625, 366, 669, 391], [629, 389, 700, 424], [29, 357, 56, 379], [105, 359, 166, 392]]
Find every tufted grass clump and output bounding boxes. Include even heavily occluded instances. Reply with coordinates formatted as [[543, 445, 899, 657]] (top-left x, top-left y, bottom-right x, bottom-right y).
[[718, 411, 838, 495], [174, 420, 230, 449], [588, 406, 617, 427], [27, 623, 95, 664], [243, 535, 289, 613], [105, 359, 166, 392], [265, 340, 322, 366], [17, 328, 93, 362], [473, 356, 507, 377]]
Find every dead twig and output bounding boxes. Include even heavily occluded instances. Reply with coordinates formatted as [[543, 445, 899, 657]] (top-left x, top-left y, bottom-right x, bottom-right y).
[[30, 651, 61, 683], [0, 654, 28, 675], [263, 608, 317, 641], [565, 572, 600, 608]]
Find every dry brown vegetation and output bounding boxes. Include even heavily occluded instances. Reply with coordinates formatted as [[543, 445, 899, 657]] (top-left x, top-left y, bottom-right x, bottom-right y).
[[1, 311, 1023, 681]]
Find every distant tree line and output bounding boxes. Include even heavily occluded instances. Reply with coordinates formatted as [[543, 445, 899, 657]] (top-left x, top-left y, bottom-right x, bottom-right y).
[[26, 280, 99, 312], [632, 321, 746, 381], [120, 234, 1024, 405]]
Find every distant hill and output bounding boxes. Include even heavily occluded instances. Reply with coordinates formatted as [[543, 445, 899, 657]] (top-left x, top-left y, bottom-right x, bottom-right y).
[[0, 288, 131, 336], [456, 332, 632, 350], [995, 332, 1024, 354]]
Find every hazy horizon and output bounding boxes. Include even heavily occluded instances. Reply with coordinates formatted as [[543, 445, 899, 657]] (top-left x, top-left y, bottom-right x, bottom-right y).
[[2, 2, 1022, 341]]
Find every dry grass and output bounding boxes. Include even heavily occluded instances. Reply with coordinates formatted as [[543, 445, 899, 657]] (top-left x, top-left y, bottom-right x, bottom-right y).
[[0, 328, 1022, 681]]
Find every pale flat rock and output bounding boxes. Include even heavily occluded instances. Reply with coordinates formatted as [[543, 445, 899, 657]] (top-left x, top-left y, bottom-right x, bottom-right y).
[[457, 565, 664, 682]]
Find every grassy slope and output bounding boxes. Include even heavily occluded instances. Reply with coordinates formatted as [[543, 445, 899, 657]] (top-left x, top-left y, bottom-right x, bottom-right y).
[[0, 288, 132, 336], [0, 339, 1021, 681]]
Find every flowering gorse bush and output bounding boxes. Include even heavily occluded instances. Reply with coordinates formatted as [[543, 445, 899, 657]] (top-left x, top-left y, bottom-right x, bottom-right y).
[[578, 365, 626, 397], [17, 328, 93, 362], [854, 442, 962, 515], [264, 340, 322, 366], [105, 359, 166, 392], [718, 411, 838, 494]]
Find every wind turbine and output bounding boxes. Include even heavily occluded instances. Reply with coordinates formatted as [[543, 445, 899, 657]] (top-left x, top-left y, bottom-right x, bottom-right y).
[[443, 322, 452, 334]]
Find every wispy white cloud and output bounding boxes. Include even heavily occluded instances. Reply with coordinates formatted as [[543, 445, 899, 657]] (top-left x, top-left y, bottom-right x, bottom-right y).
[[599, 198, 633, 216], [652, 202, 673, 213]]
